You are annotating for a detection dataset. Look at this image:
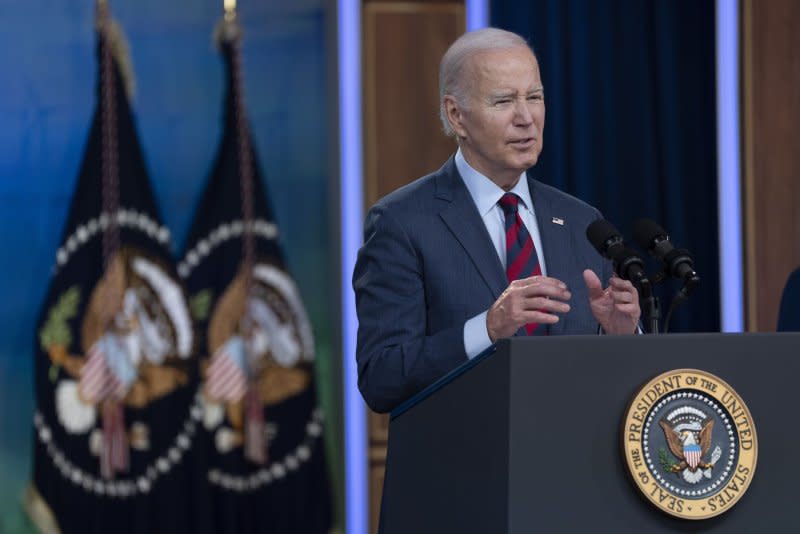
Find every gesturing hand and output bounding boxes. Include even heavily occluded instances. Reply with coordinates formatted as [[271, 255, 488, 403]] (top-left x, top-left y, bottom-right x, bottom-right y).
[[486, 276, 572, 342], [583, 269, 640, 335]]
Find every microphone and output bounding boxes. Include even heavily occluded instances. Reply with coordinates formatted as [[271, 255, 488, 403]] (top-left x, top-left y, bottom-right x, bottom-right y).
[[632, 219, 699, 288], [586, 219, 650, 291]]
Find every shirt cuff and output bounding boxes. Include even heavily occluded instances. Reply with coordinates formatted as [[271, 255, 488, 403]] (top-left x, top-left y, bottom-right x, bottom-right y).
[[464, 311, 493, 359]]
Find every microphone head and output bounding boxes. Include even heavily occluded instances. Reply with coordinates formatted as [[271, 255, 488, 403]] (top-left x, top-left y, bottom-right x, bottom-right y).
[[633, 218, 667, 250], [586, 219, 622, 254]]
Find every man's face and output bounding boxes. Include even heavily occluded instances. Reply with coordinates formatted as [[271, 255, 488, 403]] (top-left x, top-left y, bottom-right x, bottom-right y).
[[449, 46, 545, 188]]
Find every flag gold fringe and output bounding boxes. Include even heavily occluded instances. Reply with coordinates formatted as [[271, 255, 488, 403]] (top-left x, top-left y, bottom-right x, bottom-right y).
[[23, 484, 62, 534]]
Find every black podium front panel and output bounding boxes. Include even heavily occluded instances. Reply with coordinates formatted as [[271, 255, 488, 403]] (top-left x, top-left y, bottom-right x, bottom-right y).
[[383, 333, 800, 533]]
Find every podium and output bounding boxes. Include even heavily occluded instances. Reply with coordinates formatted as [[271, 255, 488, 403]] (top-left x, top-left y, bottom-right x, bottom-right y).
[[381, 333, 800, 533]]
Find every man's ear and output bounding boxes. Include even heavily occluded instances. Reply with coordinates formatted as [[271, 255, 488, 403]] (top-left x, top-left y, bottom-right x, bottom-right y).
[[444, 95, 467, 139]]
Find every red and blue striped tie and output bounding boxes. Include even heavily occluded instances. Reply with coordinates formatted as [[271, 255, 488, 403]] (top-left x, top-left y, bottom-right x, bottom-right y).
[[499, 192, 543, 335]]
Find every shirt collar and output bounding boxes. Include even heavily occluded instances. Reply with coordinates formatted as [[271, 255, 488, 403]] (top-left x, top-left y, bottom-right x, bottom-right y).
[[455, 148, 533, 216]]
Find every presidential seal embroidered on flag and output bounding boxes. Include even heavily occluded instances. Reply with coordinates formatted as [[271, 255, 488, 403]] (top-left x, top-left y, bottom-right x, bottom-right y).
[[622, 369, 757, 519]]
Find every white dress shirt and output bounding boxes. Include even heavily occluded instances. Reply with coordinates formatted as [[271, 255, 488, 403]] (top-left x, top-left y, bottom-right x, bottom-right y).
[[455, 149, 548, 359]]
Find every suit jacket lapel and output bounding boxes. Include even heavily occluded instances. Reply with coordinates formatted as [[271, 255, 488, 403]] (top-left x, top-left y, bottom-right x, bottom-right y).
[[436, 159, 507, 300], [530, 176, 573, 336]]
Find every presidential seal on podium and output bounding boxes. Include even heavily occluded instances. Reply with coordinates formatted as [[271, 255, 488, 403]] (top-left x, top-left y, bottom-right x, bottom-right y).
[[622, 369, 757, 519]]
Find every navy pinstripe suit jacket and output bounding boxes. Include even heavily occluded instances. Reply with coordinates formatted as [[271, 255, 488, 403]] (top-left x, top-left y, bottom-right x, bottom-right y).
[[353, 157, 613, 412]]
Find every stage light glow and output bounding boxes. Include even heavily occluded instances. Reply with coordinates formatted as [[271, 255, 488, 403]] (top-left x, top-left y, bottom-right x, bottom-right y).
[[716, 0, 744, 332], [338, 1, 367, 533]]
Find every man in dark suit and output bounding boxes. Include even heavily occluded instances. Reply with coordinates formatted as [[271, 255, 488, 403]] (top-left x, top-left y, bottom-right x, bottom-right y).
[[353, 28, 641, 413]]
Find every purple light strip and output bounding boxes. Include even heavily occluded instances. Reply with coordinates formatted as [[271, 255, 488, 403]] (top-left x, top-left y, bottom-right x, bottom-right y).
[[716, 0, 744, 332], [466, 0, 489, 31], [338, 1, 367, 533]]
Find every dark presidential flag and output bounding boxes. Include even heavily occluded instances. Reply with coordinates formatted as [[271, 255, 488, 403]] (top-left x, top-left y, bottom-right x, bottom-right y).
[[28, 6, 201, 534], [179, 13, 331, 534]]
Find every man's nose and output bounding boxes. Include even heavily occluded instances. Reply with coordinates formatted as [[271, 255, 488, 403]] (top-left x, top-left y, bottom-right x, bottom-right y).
[[513, 99, 533, 125]]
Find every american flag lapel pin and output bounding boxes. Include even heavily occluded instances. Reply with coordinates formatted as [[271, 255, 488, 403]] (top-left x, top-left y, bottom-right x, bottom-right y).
[[552, 216, 565, 226]]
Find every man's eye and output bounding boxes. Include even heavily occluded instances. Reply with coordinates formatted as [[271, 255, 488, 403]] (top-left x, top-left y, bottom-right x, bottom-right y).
[[495, 99, 511, 105], [528, 94, 543, 101]]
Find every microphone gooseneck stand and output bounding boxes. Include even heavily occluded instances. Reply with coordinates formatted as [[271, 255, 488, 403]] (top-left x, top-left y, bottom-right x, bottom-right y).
[[663, 272, 701, 333], [634, 275, 660, 335]]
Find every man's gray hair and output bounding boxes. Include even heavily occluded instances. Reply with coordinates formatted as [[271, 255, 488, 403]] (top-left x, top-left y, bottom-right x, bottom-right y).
[[439, 28, 533, 136]]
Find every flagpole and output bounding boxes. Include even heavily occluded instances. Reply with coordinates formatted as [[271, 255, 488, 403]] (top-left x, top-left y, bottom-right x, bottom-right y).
[[97, 0, 120, 275], [222, 0, 256, 291], [96, 0, 131, 481], [220, 0, 270, 465]]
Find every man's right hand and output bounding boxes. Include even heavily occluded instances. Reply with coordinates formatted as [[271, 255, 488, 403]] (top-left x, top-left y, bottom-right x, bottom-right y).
[[486, 276, 572, 342]]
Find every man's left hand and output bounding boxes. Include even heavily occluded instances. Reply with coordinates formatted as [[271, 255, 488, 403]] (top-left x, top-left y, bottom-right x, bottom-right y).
[[583, 269, 640, 335]]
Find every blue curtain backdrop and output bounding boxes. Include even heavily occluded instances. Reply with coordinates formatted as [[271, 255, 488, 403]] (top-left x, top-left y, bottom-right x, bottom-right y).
[[492, 0, 719, 333]]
